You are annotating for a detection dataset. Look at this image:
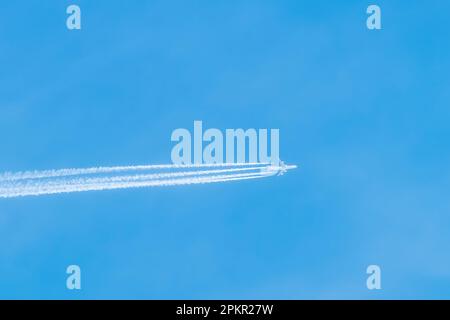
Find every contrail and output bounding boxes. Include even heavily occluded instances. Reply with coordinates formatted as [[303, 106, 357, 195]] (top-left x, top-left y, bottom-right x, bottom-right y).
[[0, 162, 296, 198], [0, 162, 268, 182]]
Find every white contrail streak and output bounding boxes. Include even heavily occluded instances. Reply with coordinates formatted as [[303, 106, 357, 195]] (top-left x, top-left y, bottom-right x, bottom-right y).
[[0, 162, 268, 182], [0, 162, 296, 198]]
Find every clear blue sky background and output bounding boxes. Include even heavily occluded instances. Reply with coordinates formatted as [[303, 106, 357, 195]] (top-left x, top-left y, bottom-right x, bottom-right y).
[[0, 0, 449, 299]]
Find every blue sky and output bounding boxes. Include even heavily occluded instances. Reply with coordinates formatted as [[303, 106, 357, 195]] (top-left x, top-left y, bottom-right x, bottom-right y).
[[0, 0, 449, 299]]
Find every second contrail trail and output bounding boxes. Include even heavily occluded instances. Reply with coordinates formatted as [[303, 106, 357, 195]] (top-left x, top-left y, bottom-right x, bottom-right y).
[[0, 162, 296, 198]]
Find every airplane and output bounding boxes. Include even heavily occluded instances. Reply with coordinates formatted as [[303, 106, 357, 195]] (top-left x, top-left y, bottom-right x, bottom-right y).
[[261, 161, 297, 176]]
